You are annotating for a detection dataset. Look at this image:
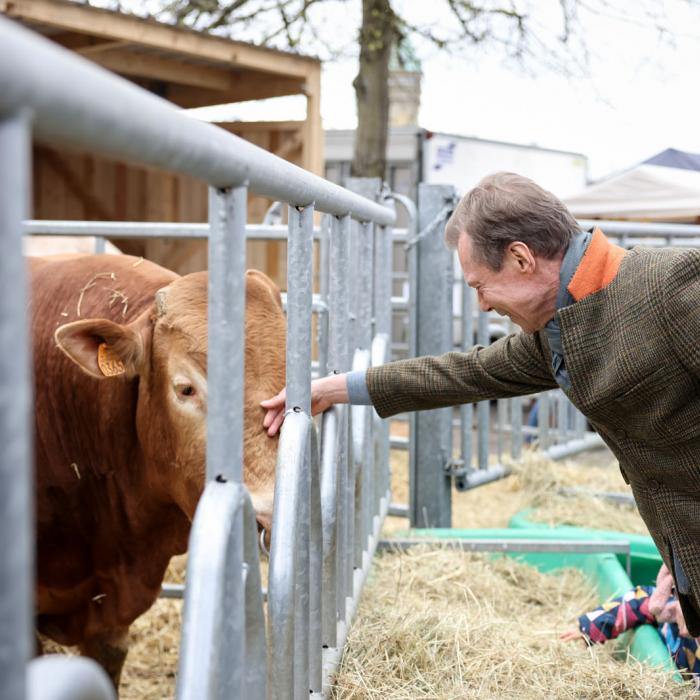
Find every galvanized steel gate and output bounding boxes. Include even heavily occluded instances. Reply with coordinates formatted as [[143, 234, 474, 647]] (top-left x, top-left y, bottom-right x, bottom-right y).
[[6, 15, 700, 700], [0, 18, 395, 700]]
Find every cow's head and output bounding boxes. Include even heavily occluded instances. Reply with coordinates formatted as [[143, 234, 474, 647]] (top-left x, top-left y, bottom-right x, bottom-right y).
[[54, 270, 286, 541]]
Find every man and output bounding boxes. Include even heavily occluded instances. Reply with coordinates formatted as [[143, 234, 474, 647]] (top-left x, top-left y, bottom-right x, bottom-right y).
[[261, 171, 700, 637]]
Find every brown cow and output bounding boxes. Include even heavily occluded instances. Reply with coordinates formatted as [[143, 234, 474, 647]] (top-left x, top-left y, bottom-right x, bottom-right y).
[[29, 254, 285, 690]]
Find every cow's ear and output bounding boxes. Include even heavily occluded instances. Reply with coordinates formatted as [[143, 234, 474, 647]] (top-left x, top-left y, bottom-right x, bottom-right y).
[[55, 316, 147, 379]]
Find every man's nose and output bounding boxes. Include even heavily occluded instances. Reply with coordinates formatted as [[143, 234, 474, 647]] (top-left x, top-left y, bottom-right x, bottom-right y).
[[477, 292, 491, 312]]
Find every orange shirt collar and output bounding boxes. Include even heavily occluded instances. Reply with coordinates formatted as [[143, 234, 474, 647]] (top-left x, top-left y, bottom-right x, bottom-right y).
[[567, 228, 626, 302]]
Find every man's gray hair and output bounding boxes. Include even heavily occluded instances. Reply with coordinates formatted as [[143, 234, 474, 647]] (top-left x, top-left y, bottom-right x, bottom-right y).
[[445, 172, 579, 270]]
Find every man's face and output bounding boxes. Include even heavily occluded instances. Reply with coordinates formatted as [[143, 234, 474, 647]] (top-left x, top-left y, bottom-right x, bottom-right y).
[[456, 233, 557, 334]]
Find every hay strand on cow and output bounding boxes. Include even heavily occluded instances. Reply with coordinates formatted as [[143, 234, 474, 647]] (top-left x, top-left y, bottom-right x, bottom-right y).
[[75, 271, 116, 317]]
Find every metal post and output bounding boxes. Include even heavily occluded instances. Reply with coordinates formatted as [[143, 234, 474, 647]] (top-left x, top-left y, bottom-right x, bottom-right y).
[[374, 219, 393, 506], [308, 426, 322, 694], [268, 414, 309, 700], [477, 310, 490, 470], [316, 215, 331, 379], [347, 218, 374, 567], [176, 482, 245, 700], [346, 178, 379, 561], [286, 204, 314, 414], [286, 203, 314, 700], [0, 111, 32, 700], [460, 283, 474, 477], [207, 185, 247, 483], [538, 391, 551, 450], [323, 213, 351, 644], [410, 183, 454, 527], [511, 396, 523, 460], [242, 495, 267, 698], [557, 391, 568, 444]]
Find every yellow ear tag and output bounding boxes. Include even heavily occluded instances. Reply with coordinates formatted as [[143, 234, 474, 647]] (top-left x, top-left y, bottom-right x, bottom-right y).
[[97, 342, 126, 377]]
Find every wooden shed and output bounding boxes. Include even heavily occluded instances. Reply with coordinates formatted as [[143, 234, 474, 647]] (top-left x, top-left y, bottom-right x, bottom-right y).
[[2, 0, 323, 282]]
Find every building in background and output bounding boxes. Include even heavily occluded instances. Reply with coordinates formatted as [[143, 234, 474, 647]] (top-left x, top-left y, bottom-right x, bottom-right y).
[[4, 0, 323, 284], [325, 127, 588, 228]]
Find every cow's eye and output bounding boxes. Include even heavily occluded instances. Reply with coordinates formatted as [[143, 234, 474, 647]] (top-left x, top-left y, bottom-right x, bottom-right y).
[[179, 385, 195, 397]]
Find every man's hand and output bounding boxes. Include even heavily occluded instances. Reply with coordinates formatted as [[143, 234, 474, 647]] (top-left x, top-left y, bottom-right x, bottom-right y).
[[261, 373, 350, 436]]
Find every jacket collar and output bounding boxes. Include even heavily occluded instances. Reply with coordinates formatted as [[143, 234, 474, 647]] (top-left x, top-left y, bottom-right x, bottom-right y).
[[567, 228, 627, 301]]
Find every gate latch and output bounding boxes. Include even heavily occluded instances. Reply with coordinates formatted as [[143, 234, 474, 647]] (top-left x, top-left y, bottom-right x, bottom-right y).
[[444, 458, 469, 491]]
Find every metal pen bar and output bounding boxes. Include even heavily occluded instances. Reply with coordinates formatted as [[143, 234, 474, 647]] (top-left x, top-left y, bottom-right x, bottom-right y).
[[379, 537, 633, 578], [286, 205, 314, 414], [207, 186, 246, 483], [511, 396, 523, 460], [557, 392, 568, 444], [308, 426, 323, 694], [477, 310, 490, 470], [320, 408, 339, 648], [242, 495, 268, 698], [377, 538, 631, 555], [176, 482, 245, 700], [268, 413, 310, 700], [354, 216, 374, 560], [351, 350, 370, 570], [285, 204, 314, 700], [325, 213, 351, 639], [374, 221, 393, 502], [0, 111, 33, 700], [461, 284, 474, 473], [545, 432, 605, 461], [497, 399, 507, 462], [317, 215, 331, 380], [23, 219, 322, 241], [0, 20, 394, 226], [538, 391, 550, 450]]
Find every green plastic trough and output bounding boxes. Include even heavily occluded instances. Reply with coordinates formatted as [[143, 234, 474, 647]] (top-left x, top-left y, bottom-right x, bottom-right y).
[[508, 509, 663, 586], [406, 526, 677, 678]]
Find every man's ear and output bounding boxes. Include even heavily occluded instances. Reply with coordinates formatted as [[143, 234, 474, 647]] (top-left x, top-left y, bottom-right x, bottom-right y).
[[508, 241, 536, 273], [55, 312, 149, 379]]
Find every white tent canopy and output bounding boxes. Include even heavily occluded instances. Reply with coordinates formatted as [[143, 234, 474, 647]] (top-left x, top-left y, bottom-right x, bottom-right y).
[[564, 149, 700, 222]]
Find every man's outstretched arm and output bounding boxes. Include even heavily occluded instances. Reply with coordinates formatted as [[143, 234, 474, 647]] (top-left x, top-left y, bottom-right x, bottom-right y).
[[261, 371, 365, 436]]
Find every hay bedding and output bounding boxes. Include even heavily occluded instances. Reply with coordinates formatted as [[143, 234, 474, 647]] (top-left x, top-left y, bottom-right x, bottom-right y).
[[385, 445, 646, 534], [330, 547, 696, 699], [44, 448, 653, 698]]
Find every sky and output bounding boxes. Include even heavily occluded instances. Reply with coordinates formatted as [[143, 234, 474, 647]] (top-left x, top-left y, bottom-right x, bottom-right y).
[[116, 1, 700, 182]]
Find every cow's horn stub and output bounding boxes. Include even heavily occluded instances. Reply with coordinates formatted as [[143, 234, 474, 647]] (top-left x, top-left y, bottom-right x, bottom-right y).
[[155, 287, 169, 317]]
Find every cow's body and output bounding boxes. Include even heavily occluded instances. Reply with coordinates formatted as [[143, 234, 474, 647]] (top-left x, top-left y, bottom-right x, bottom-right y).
[[29, 254, 285, 688]]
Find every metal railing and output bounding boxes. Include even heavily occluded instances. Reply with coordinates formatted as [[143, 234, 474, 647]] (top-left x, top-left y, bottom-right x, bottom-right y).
[[1, 17, 395, 700]]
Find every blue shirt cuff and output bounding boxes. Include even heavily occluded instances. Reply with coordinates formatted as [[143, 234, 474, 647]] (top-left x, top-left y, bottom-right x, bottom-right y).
[[346, 370, 372, 405]]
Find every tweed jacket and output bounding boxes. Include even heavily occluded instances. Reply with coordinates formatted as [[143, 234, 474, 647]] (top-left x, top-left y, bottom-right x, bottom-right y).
[[366, 245, 700, 635]]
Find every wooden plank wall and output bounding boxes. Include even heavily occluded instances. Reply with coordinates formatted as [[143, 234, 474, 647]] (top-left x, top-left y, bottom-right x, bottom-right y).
[[31, 120, 311, 290]]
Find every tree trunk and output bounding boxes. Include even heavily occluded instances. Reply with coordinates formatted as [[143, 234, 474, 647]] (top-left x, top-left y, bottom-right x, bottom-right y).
[[351, 0, 394, 178]]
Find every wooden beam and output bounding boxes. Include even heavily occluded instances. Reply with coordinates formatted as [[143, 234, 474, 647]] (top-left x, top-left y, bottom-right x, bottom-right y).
[[167, 75, 306, 108], [2, 0, 317, 78], [272, 130, 303, 162], [77, 39, 130, 56], [86, 47, 236, 91], [216, 120, 306, 134], [302, 64, 323, 175]]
